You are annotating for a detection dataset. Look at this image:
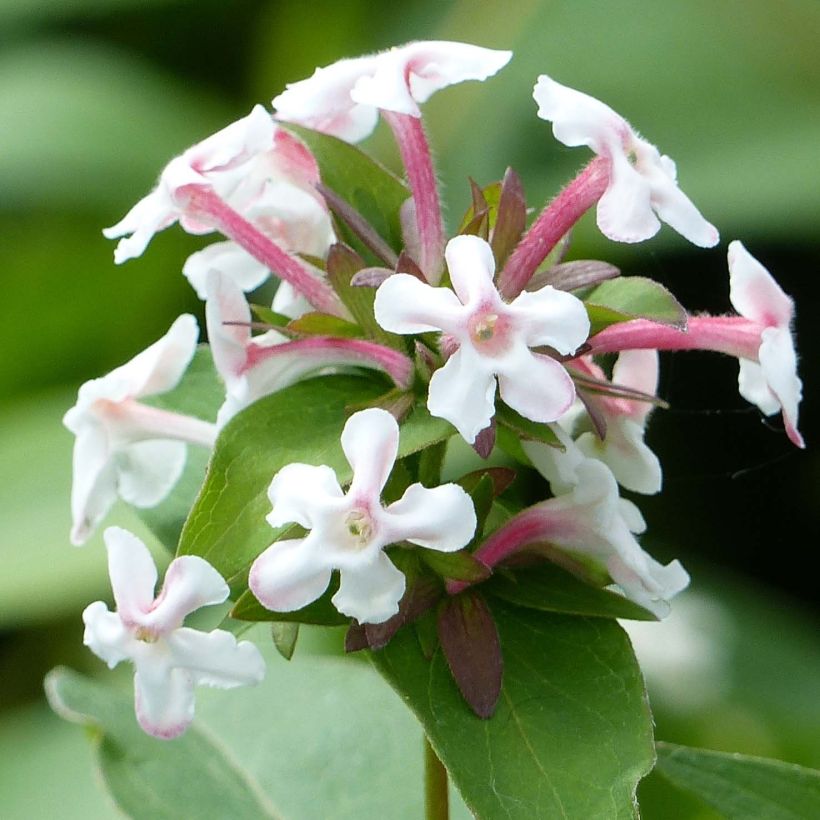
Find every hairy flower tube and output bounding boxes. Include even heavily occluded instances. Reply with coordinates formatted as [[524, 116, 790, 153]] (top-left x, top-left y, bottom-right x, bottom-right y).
[[374, 234, 590, 443], [205, 272, 414, 426], [533, 74, 719, 248], [249, 408, 477, 624], [83, 527, 265, 739], [587, 242, 804, 448], [63, 315, 216, 545], [272, 40, 512, 143]]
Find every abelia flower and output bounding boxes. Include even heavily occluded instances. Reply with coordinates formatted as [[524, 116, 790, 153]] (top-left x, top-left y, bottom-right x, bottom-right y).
[[533, 74, 719, 248], [205, 272, 413, 427], [63, 315, 216, 545], [104, 106, 322, 264], [249, 408, 476, 624], [374, 234, 590, 443], [273, 41, 512, 143], [571, 350, 663, 494], [728, 240, 803, 448], [83, 527, 265, 739]]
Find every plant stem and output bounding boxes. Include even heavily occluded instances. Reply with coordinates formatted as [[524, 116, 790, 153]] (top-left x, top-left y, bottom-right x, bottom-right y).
[[424, 735, 449, 820]]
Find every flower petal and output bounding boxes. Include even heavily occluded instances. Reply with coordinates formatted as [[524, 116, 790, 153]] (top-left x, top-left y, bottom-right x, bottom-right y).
[[133, 662, 195, 740], [508, 284, 590, 353], [374, 273, 464, 335], [272, 281, 312, 319], [332, 552, 405, 624], [102, 527, 159, 623], [82, 600, 135, 669], [611, 349, 659, 422], [167, 627, 265, 688], [427, 346, 497, 443], [117, 439, 187, 508], [383, 482, 476, 552], [184, 241, 269, 300], [142, 555, 229, 634], [728, 241, 794, 328], [759, 326, 804, 448], [68, 424, 117, 545], [496, 349, 576, 424], [522, 428, 586, 496], [267, 463, 344, 529], [205, 271, 251, 389], [249, 538, 333, 612], [597, 152, 660, 243], [444, 234, 498, 307], [342, 408, 399, 500], [737, 358, 780, 416]]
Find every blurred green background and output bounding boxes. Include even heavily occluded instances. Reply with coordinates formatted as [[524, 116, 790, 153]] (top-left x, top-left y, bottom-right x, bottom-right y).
[[1, 1, 818, 817]]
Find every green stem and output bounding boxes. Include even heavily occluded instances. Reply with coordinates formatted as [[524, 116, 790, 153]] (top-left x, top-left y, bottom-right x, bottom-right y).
[[424, 735, 449, 820]]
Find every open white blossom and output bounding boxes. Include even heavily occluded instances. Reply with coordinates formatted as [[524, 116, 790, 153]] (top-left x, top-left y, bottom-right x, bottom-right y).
[[374, 234, 590, 443], [83, 527, 265, 739], [533, 74, 719, 248], [249, 408, 476, 624], [63, 315, 216, 545], [273, 41, 512, 143], [728, 241, 803, 448]]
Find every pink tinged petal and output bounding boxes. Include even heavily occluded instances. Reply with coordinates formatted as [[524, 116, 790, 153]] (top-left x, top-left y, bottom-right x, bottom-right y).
[[444, 234, 498, 307], [597, 152, 660, 243], [82, 601, 134, 669], [188, 104, 275, 175], [728, 241, 793, 328], [249, 538, 333, 612], [332, 552, 406, 624], [267, 464, 344, 529], [508, 285, 590, 353], [758, 327, 804, 448], [103, 190, 179, 264], [103, 528, 159, 622], [611, 349, 659, 422], [117, 439, 187, 507], [166, 627, 265, 688], [183, 241, 270, 300], [69, 425, 117, 545], [577, 418, 662, 495], [374, 273, 464, 335], [532, 74, 626, 154], [133, 662, 195, 740], [204, 271, 251, 388], [427, 346, 497, 443], [383, 482, 476, 553], [141, 556, 229, 634], [343, 408, 399, 501], [496, 349, 576, 425]]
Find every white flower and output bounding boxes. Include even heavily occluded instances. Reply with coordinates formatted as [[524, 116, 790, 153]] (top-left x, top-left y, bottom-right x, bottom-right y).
[[249, 408, 476, 624], [273, 41, 512, 143], [573, 350, 663, 494], [374, 234, 590, 443], [83, 527, 265, 739], [63, 315, 216, 545], [533, 74, 719, 248], [728, 240, 804, 448], [104, 107, 325, 264], [205, 272, 413, 427]]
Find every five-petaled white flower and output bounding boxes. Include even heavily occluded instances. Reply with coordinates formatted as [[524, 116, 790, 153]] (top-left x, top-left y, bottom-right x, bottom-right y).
[[533, 74, 719, 248], [83, 527, 265, 739], [63, 315, 216, 545], [249, 408, 477, 624], [728, 240, 804, 448], [374, 234, 590, 443], [104, 106, 324, 264], [272, 41, 512, 143]]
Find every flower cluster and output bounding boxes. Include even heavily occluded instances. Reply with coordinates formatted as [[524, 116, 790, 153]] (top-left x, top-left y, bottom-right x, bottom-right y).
[[65, 39, 804, 735]]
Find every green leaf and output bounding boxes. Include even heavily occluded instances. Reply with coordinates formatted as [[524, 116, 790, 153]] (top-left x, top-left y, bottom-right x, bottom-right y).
[[45, 667, 279, 819], [495, 403, 564, 450], [250, 304, 292, 328], [417, 547, 490, 583], [654, 742, 820, 819], [486, 563, 658, 621], [371, 600, 654, 819], [284, 124, 410, 256], [270, 622, 299, 661], [178, 376, 453, 586], [584, 276, 687, 334], [232, 577, 349, 626], [287, 311, 363, 339]]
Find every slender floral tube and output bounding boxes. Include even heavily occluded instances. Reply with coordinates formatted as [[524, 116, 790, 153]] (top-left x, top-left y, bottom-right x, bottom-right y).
[[101, 400, 218, 448], [383, 111, 445, 284], [498, 156, 610, 299], [184, 187, 347, 317]]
